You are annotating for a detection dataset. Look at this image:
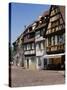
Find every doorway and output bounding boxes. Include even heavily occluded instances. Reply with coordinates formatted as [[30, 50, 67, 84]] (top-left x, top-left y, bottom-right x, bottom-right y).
[[44, 59, 47, 69], [22, 58, 24, 67], [27, 59, 29, 68]]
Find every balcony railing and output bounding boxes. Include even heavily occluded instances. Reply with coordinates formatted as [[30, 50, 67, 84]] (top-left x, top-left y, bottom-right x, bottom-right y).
[[35, 36, 45, 42], [23, 38, 35, 43], [24, 50, 35, 55], [46, 24, 65, 35], [46, 44, 65, 52]]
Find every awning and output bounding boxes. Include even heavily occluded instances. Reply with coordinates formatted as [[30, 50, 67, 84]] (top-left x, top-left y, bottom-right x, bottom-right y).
[[42, 53, 65, 59]]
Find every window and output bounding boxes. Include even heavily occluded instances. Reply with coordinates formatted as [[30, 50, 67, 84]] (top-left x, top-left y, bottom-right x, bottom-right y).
[[44, 16, 48, 22], [59, 24, 64, 30], [51, 36, 55, 45], [24, 45, 27, 50], [40, 29, 45, 36], [59, 35, 63, 44], [48, 37, 51, 45], [30, 44, 32, 49], [60, 18, 63, 24], [50, 8, 60, 16], [35, 31, 40, 38], [51, 20, 59, 28], [29, 27, 32, 32], [27, 33, 34, 39], [32, 26, 35, 30], [54, 8, 60, 14], [63, 34, 65, 43], [30, 33, 34, 38], [32, 43, 34, 49], [55, 35, 57, 45], [57, 35, 64, 44], [53, 36, 55, 45], [39, 20, 42, 24], [32, 23, 37, 30], [27, 44, 30, 50]]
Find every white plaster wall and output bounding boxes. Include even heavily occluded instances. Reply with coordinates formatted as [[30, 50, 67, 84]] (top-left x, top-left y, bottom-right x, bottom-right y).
[[36, 57, 44, 70], [55, 35, 57, 45], [35, 36, 45, 42], [36, 50, 45, 56], [36, 57, 40, 69], [36, 41, 46, 56]]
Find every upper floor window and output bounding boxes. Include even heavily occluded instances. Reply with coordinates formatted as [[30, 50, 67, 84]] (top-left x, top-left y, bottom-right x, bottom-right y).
[[32, 26, 36, 30], [32, 43, 35, 49], [51, 20, 59, 28], [48, 37, 51, 45], [57, 34, 65, 44], [44, 16, 49, 22], [30, 33, 34, 38], [40, 29, 45, 36], [24, 45, 27, 50], [27, 44, 31, 50], [52, 36, 55, 45], [26, 43, 35, 50], [36, 43, 41, 50], [27, 33, 34, 39], [35, 31, 40, 39]]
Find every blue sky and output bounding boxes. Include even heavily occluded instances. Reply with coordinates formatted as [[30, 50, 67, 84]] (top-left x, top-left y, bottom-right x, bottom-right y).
[[11, 3, 50, 44]]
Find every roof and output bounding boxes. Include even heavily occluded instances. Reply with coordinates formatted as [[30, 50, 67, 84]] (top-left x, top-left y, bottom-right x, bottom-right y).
[[59, 6, 65, 22], [42, 10, 49, 17], [35, 11, 49, 30]]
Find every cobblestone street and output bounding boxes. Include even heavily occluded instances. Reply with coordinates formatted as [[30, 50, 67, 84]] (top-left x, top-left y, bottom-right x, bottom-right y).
[[10, 66, 65, 87]]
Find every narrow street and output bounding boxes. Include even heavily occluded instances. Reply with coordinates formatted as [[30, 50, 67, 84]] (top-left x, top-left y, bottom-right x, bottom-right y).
[[10, 66, 65, 87]]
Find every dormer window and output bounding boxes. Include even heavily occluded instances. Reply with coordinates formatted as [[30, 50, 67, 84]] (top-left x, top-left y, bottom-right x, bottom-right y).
[[32, 26, 35, 30], [28, 29, 29, 32], [32, 23, 37, 30], [39, 20, 42, 24], [28, 27, 32, 32], [45, 16, 47, 19], [44, 15, 49, 22], [29, 27, 32, 31]]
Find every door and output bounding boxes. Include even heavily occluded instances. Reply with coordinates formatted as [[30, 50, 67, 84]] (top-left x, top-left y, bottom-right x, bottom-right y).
[[27, 59, 29, 68], [22, 58, 24, 67], [44, 59, 47, 69]]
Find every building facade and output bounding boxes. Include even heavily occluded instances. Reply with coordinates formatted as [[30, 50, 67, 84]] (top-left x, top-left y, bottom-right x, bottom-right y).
[[44, 5, 65, 70], [12, 5, 65, 70], [13, 34, 24, 67], [35, 12, 49, 70], [22, 24, 36, 70]]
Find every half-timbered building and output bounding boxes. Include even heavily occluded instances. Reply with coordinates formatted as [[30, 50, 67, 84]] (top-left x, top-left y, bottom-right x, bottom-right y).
[[23, 23, 36, 70], [43, 5, 65, 70]]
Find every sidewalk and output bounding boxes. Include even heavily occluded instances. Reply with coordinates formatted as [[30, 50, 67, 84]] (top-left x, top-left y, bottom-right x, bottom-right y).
[[58, 71, 65, 76]]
